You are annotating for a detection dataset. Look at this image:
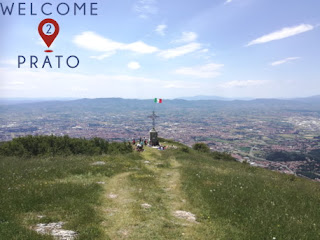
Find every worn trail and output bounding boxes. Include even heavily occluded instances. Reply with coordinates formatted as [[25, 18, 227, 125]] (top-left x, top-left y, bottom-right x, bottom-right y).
[[99, 147, 203, 239]]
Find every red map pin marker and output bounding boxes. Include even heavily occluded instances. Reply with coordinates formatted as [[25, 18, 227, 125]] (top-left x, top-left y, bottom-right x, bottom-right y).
[[38, 19, 60, 53]]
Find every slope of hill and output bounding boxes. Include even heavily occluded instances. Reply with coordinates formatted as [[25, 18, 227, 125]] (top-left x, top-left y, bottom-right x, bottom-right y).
[[0, 138, 319, 240]]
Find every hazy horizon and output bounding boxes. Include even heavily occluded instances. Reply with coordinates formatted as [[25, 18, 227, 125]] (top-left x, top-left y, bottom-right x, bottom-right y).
[[0, 94, 319, 102]]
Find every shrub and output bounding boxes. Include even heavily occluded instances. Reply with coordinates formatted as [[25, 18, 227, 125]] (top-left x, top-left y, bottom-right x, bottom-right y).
[[211, 151, 236, 161], [192, 143, 210, 153]]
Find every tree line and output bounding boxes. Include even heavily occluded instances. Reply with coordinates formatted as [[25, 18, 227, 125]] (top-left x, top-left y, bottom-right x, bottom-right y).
[[0, 135, 132, 157], [266, 150, 320, 163]]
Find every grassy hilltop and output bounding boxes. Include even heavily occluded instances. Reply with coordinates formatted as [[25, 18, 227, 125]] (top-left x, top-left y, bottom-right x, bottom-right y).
[[0, 136, 319, 240]]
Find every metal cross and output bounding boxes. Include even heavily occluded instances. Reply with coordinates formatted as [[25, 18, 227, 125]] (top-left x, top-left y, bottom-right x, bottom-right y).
[[148, 111, 159, 129]]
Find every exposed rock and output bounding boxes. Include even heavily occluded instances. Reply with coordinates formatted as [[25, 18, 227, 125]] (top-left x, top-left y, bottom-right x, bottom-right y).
[[91, 161, 106, 166], [144, 161, 150, 164], [108, 193, 118, 199], [52, 229, 77, 240], [118, 229, 130, 237], [129, 167, 141, 170], [173, 210, 197, 222], [141, 203, 152, 209], [96, 182, 105, 185], [34, 222, 77, 240]]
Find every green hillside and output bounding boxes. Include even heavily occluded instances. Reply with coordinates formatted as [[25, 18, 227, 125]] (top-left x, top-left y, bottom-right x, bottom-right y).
[[0, 137, 319, 240]]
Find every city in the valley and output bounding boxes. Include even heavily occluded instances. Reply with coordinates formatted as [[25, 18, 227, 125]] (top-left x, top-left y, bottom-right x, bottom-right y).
[[1, 97, 320, 180]]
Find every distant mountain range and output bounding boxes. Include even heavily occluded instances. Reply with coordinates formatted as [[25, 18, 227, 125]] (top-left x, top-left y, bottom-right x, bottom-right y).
[[1, 95, 320, 116], [289, 95, 320, 103], [0, 96, 319, 110], [179, 95, 320, 102], [178, 96, 254, 101], [0, 98, 78, 105]]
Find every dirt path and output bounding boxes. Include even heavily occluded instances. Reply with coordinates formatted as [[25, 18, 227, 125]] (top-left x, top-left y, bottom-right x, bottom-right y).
[[99, 148, 202, 239], [100, 172, 136, 239]]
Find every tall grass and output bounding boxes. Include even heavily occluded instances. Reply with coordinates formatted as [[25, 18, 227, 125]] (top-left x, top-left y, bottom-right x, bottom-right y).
[[168, 149, 320, 240], [1, 140, 320, 239], [0, 153, 142, 240]]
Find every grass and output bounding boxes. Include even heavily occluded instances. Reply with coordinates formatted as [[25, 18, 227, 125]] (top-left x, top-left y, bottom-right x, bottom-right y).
[[100, 147, 189, 239], [0, 153, 143, 240], [1, 141, 320, 239], [168, 149, 320, 240]]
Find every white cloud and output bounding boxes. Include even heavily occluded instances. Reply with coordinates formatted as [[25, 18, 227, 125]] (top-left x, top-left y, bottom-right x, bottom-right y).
[[247, 24, 314, 46], [199, 49, 209, 53], [155, 24, 167, 36], [225, 0, 233, 4], [133, 0, 158, 19], [90, 52, 116, 60], [74, 32, 125, 52], [74, 32, 207, 60], [173, 32, 198, 43], [0, 80, 25, 91], [10, 81, 24, 85], [163, 82, 200, 89], [158, 43, 202, 59], [71, 87, 88, 93], [0, 59, 16, 66], [270, 57, 300, 66], [37, 37, 47, 47], [0, 68, 201, 98], [174, 63, 224, 78], [128, 61, 141, 70], [36, 37, 56, 49], [220, 80, 267, 88], [124, 41, 158, 53], [73, 32, 159, 58], [74, 31, 208, 60]]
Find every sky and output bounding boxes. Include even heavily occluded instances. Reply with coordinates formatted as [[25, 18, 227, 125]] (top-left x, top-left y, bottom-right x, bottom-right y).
[[0, 0, 319, 99]]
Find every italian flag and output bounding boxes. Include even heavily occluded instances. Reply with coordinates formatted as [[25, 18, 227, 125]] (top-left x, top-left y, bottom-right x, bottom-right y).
[[154, 98, 163, 103]]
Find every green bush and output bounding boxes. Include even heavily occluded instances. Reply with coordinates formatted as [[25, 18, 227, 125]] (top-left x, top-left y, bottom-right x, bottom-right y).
[[211, 151, 235, 161], [192, 143, 210, 153]]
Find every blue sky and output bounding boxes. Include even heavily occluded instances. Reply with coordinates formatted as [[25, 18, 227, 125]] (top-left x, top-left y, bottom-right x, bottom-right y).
[[0, 0, 319, 99]]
